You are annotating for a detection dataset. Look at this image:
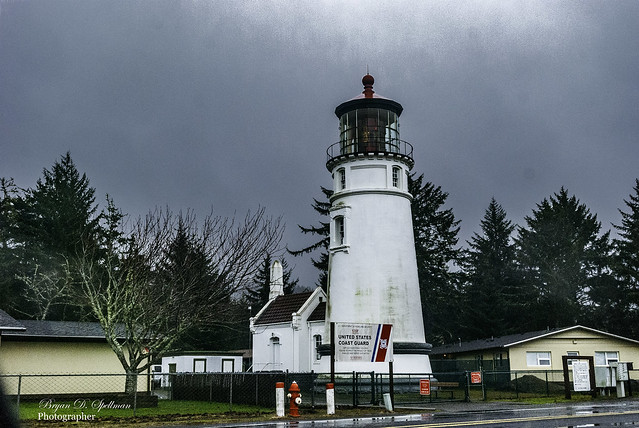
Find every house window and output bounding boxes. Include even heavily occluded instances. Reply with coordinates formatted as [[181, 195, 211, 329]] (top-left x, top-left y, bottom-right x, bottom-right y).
[[168, 363, 177, 374], [566, 351, 579, 366], [314, 335, 322, 360], [222, 359, 234, 372], [595, 351, 619, 367], [526, 351, 551, 367], [334, 216, 345, 246], [271, 337, 281, 368], [193, 358, 206, 373], [492, 353, 507, 369], [338, 168, 346, 190], [392, 166, 400, 188]]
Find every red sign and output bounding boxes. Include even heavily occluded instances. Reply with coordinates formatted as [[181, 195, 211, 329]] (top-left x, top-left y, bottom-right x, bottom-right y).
[[372, 324, 393, 362], [419, 379, 431, 395], [471, 371, 482, 384]]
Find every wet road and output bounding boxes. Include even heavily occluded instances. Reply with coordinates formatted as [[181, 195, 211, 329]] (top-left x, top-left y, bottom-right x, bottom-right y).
[[157, 401, 639, 428]]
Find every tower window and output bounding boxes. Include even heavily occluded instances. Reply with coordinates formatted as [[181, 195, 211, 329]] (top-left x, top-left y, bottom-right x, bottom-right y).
[[334, 216, 345, 246], [338, 168, 346, 190], [392, 166, 400, 188], [314, 335, 322, 360]]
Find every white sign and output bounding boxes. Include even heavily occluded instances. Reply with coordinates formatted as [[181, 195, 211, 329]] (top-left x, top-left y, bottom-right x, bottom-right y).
[[335, 323, 393, 362], [617, 363, 629, 381], [572, 360, 591, 392]]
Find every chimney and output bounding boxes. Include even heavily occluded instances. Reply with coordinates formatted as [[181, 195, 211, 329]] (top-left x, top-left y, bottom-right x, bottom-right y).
[[269, 260, 284, 300]]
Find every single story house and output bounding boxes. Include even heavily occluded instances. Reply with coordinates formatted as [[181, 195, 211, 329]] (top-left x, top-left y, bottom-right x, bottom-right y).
[[158, 352, 243, 373], [250, 287, 326, 373], [430, 325, 639, 386], [152, 351, 244, 388], [0, 310, 148, 395]]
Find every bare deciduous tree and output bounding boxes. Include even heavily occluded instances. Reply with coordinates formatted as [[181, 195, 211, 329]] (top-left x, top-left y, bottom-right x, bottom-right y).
[[75, 206, 283, 394], [16, 261, 73, 320]]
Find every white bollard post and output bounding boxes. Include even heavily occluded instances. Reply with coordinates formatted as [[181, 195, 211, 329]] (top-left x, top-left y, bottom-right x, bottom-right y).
[[275, 382, 285, 417], [383, 392, 393, 412], [326, 383, 335, 415]]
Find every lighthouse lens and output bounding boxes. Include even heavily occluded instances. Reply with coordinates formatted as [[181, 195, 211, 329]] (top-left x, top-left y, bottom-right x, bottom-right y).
[[339, 109, 399, 155]]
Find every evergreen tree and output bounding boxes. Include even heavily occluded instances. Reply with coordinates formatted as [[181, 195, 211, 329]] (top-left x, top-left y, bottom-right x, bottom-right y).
[[0, 178, 23, 314], [10, 153, 102, 319], [409, 174, 462, 345], [158, 216, 219, 351], [515, 187, 611, 330], [614, 179, 639, 300], [288, 187, 332, 290], [460, 198, 522, 339], [597, 179, 639, 339], [16, 152, 100, 257]]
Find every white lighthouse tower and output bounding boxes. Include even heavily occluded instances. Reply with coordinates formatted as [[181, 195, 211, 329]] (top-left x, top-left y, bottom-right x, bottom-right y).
[[322, 74, 432, 373]]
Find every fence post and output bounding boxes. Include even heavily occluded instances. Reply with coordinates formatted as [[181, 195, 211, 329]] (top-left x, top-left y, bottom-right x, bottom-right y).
[[545, 370, 549, 397], [464, 371, 470, 402], [16, 375, 21, 414], [389, 363, 394, 410], [133, 373, 138, 416], [169, 373, 174, 400], [482, 369, 486, 401], [210, 376, 214, 403], [370, 371, 375, 405], [352, 371, 357, 407], [255, 373, 259, 406], [429, 373, 433, 404], [229, 372, 233, 412], [311, 370, 315, 408], [515, 372, 519, 399]]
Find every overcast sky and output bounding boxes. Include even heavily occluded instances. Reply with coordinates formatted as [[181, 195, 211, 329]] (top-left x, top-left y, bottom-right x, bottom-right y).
[[1, 1, 638, 287]]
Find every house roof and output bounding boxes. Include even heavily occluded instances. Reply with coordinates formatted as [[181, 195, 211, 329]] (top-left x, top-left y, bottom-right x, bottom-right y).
[[308, 301, 326, 322], [254, 291, 314, 325], [430, 325, 639, 356], [163, 350, 245, 357], [431, 329, 558, 355], [2, 320, 124, 341], [0, 309, 25, 332]]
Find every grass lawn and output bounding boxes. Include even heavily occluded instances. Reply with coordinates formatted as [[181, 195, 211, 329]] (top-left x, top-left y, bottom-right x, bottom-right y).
[[19, 399, 273, 424]]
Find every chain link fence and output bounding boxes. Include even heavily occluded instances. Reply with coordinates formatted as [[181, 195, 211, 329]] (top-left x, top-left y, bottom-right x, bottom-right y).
[[4, 368, 638, 420], [1, 373, 156, 417]]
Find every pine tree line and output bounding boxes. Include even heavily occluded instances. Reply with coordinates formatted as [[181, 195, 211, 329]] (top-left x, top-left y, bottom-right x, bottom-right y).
[[3, 153, 639, 351]]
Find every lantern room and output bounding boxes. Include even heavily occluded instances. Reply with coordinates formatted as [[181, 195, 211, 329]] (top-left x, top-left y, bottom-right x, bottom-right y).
[[327, 74, 412, 170]]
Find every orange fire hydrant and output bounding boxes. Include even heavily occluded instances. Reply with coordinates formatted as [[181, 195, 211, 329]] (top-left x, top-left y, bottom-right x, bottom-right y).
[[287, 381, 302, 417]]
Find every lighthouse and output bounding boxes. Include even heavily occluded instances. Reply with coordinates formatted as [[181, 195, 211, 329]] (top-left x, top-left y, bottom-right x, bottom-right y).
[[323, 74, 432, 373]]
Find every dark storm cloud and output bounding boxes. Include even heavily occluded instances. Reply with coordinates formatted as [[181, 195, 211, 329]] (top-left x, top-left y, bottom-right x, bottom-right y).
[[1, 1, 638, 285]]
